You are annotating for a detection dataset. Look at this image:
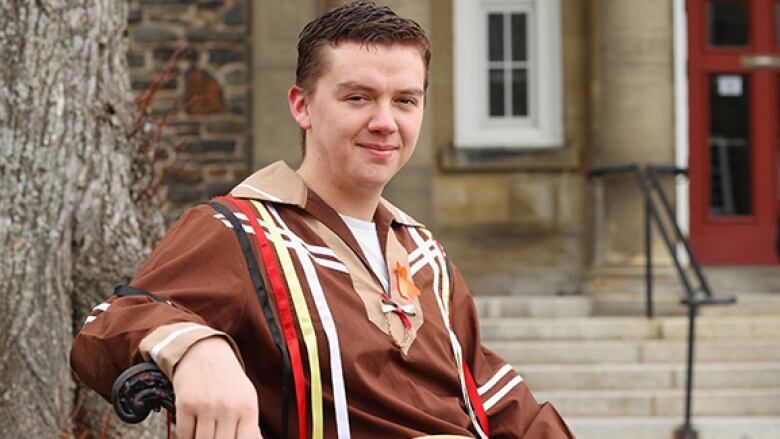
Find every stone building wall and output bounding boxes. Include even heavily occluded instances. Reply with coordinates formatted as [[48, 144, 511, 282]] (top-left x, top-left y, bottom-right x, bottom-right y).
[[426, 0, 592, 295], [127, 0, 252, 222]]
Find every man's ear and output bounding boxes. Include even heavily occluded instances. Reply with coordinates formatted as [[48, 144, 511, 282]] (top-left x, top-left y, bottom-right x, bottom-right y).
[[288, 85, 311, 130]]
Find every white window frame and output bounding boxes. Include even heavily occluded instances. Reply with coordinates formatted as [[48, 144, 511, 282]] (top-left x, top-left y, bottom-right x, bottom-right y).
[[454, 0, 563, 149]]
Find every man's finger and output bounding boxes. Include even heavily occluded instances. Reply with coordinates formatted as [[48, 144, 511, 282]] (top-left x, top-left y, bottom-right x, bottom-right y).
[[214, 415, 239, 439], [194, 416, 217, 439], [176, 411, 196, 439], [236, 417, 263, 439]]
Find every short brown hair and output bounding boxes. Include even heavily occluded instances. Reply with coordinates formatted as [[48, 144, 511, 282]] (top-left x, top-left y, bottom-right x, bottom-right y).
[[296, 1, 432, 94]]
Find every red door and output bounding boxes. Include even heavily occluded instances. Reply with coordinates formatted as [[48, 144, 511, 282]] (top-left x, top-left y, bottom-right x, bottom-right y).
[[688, 0, 780, 264]]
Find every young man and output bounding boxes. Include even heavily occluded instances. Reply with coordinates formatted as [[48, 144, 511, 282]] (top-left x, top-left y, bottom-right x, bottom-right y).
[[71, 2, 573, 438]]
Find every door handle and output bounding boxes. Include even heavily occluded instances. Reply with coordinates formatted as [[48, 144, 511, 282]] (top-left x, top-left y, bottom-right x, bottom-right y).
[[741, 54, 780, 69]]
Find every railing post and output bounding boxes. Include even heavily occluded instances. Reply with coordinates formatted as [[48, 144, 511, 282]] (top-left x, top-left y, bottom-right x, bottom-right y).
[[594, 179, 606, 267], [674, 300, 699, 439], [645, 198, 654, 319], [684, 302, 698, 437]]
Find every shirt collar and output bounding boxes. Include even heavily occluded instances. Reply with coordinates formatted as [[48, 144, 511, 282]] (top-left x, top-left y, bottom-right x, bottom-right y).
[[229, 160, 422, 227]]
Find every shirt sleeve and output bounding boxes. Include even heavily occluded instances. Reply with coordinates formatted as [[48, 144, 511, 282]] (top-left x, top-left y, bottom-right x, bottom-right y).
[[69, 203, 253, 401], [448, 262, 575, 439]]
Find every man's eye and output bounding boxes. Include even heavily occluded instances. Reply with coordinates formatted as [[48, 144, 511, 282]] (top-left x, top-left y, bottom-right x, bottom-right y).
[[398, 98, 417, 106], [347, 95, 367, 102]]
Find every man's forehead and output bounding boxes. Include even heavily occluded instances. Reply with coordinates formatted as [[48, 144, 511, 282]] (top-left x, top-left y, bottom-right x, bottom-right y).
[[320, 41, 426, 69], [318, 42, 425, 80]]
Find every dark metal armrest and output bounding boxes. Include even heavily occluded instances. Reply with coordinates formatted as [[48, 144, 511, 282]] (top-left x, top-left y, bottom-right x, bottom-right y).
[[111, 362, 176, 424]]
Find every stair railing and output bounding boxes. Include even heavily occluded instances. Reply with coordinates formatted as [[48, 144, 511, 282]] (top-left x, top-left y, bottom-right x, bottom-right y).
[[587, 163, 735, 439]]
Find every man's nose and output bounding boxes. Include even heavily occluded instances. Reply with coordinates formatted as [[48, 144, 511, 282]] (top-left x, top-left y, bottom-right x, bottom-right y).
[[367, 102, 398, 134]]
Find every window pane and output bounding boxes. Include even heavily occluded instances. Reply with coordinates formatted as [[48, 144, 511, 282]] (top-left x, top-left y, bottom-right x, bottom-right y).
[[707, 0, 749, 47], [511, 68, 528, 116], [709, 74, 751, 216], [488, 13, 504, 61], [489, 68, 505, 116], [511, 13, 527, 61]]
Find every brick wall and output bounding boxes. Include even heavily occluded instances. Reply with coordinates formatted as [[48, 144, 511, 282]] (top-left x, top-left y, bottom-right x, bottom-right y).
[[128, 0, 251, 222]]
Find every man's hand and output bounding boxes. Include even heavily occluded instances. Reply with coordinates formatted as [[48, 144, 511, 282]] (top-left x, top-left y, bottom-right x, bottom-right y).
[[172, 336, 263, 439]]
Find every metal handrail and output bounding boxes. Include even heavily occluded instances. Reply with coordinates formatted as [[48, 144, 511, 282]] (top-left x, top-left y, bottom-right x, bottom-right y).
[[646, 165, 715, 298], [586, 163, 735, 439]]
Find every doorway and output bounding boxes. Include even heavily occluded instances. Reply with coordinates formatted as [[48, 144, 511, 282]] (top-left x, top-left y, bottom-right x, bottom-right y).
[[688, 0, 780, 264]]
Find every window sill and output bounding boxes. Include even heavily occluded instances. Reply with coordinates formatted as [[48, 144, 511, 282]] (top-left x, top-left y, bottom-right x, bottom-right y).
[[437, 140, 580, 173]]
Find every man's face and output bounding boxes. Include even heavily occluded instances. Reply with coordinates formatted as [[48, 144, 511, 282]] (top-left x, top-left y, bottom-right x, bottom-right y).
[[290, 42, 426, 196]]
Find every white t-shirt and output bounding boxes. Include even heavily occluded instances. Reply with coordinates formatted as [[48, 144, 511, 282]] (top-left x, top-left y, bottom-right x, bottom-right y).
[[339, 214, 390, 293]]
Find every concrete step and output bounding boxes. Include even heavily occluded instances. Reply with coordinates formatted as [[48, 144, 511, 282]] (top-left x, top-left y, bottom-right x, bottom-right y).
[[537, 388, 780, 417], [473, 295, 592, 318], [473, 291, 780, 318], [700, 292, 780, 316], [642, 339, 780, 363], [485, 339, 780, 364], [660, 316, 780, 339], [480, 317, 659, 341], [586, 265, 780, 296], [568, 416, 780, 439], [592, 291, 780, 317], [479, 315, 780, 341], [518, 362, 780, 390], [592, 292, 689, 316], [704, 266, 780, 294], [585, 265, 683, 296]]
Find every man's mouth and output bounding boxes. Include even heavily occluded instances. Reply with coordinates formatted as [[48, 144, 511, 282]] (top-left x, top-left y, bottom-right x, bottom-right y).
[[358, 143, 399, 151]]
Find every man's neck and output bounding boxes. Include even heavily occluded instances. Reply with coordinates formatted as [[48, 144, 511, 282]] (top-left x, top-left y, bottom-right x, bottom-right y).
[[295, 166, 381, 222]]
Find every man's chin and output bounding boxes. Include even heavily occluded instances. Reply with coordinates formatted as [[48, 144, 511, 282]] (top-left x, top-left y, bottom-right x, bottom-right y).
[[353, 172, 397, 194]]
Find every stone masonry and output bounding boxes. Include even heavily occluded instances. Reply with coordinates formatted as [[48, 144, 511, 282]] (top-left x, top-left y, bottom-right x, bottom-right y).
[[128, 0, 251, 222]]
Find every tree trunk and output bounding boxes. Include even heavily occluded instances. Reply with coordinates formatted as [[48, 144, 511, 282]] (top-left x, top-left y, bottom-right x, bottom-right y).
[[0, 1, 164, 436]]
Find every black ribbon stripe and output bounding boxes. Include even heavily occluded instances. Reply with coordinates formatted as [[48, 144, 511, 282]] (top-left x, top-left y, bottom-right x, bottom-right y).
[[114, 284, 170, 304], [209, 200, 292, 439]]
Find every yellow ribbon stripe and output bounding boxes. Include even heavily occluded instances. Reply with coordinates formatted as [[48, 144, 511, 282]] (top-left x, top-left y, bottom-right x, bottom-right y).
[[252, 200, 323, 439]]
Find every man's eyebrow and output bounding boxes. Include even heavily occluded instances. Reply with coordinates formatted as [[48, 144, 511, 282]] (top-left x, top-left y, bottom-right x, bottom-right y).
[[336, 81, 424, 96], [336, 81, 376, 93], [398, 87, 425, 97]]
